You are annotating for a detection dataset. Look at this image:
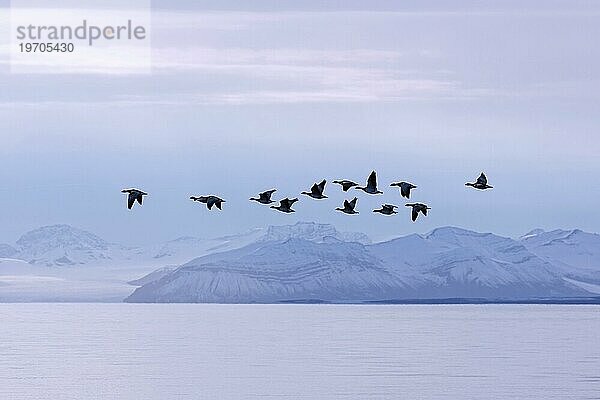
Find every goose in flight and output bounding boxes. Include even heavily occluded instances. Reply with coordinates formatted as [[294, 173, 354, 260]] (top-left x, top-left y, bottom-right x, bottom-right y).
[[190, 195, 226, 210], [250, 189, 277, 205], [390, 181, 417, 199], [270, 197, 298, 213], [301, 179, 327, 199], [466, 172, 493, 190], [373, 204, 398, 215], [405, 203, 430, 222], [356, 171, 383, 194], [121, 188, 147, 210], [335, 197, 359, 215], [332, 180, 358, 192]]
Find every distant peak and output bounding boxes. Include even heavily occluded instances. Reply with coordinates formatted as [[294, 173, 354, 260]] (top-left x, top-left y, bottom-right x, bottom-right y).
[[523, 228, 545, 237], [263, 221, 370, 244], [426, 226, 482, 238], [16, 224, 108, 252]]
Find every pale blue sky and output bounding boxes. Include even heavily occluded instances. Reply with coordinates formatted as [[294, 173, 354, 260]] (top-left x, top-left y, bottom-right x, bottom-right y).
[[0, 1, 599, 244]]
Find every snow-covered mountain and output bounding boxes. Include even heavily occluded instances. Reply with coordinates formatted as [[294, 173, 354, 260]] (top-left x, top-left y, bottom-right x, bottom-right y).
[[126, 226, 591, 303], [2, 222, 599, 303], [520, 228, 600, 284], [126, 237, 402, 303], [14, 225, 122, 266]]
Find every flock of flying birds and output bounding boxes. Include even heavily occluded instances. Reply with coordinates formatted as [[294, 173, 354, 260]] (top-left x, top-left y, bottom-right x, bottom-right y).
[[121, 171, 494, 222]]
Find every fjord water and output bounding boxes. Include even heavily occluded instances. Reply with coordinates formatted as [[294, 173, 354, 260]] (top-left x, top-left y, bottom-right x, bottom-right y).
[[1, 304, 598, 400]]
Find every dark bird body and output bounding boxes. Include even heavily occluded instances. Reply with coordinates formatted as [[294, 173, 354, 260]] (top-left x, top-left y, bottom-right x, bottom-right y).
[[336, 197, 359, 214], [356, 171, 383, 194], [191, 195, 226, 210], [250, 189, 277, 204], [121, 188, 147, 210], [390, 181, 417, 199], [405, 203, 430, 221], [373, 204, 398, 215], [466, 172, 493, 190], [301, 180, 327, 199], [270, 198, 298, 213]]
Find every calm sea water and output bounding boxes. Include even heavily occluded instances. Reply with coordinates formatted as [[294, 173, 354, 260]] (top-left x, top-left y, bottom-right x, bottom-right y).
[[1, 304, 599, 400]]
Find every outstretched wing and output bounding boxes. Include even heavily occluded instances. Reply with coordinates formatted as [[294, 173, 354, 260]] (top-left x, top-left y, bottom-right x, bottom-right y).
[[317, 179, 326, 193], [207, 198, 216, 209], [400, 183, 410, 199], [411, 208, 418, 221], [342, 181, 355, 191], [310, 183, 320, 195], [421, 206, 428, 216], [136, 193, 143, 205], [367, 171, 377, 190], [215, 200, 223, 210], [280, 198, 291, 208], [261, 189, 276, 201], [477, 172, 488, 185], [127, 193, 135, 209], [348, 197, 357, 209]]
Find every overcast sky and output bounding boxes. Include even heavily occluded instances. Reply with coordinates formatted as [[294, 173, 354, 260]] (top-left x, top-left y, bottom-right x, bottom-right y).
[[0, 0, 599, 245]]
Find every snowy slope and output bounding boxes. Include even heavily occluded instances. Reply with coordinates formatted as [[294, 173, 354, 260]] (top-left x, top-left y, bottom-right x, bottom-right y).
[[520, 229, 600, 283], [126, 238, 403, 303]]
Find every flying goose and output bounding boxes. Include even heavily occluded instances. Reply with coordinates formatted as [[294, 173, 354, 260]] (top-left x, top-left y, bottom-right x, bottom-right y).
[[356, 171, 383, 194], [121, 188, 147, 210], [335, 197, 359, 214], [466, 172, 493, 190], [373, 204, 398, 215], [390, 181, 417, 199], [250, 189, 277, 204], [332, 180, 358, 192], [270, 197, 298, 213], [405, 203, 430, 222], [190, 195, 226, 210], [301, 179, 327, 199]]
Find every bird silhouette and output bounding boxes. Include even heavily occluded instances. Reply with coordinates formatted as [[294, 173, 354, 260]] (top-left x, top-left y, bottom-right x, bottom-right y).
[[335, 197, 359, 214], [301, 179, 327, 199], [121, 188, 147, 210], [332, 180, 358, 192], [405, 203, 430, 221], [190, 195, 226, 210], [356, 171, 383, 194], [466, 172, 493, 190], [373, 204, 398, 215], [390, 181, 417, 199], [250, 189, 277, 204], [270, 198, 298, 213]]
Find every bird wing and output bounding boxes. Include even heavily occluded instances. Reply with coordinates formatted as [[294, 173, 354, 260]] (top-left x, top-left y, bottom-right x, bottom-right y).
[[317, 180, 326, 193], [262, 189, 276, 200], [348, 197, 357, 209], [289, 198, 299, 205], [207, 197, 216, 209], [280, 198, 291, 208], [343, 199, 351, 209], [136, 193, 143, 205], [400, 183, 410, 198], [421, 207, 428, 216], [411, 207, 418, 221], [477, 173, 488, 185], [215, 200, 223, 210], [310, 183, 320, 195], [127, 193, 135, 209], [367, 171, 377, 190]]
